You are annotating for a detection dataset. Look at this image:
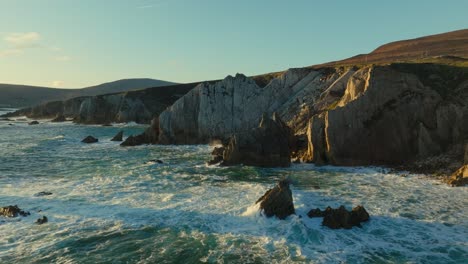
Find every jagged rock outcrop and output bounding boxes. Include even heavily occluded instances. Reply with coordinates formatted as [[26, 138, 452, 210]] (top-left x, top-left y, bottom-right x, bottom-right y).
[[255, 179, 295, 220], [121, 117, 159, 146], [221, 113, 292, 167], [158, 69, 340, 144], [111, 131, 124, 141], [301, 64, 468, 168]]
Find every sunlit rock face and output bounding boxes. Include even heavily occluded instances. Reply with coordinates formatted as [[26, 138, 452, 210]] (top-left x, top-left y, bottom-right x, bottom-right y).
[[158, 68, 339, 144], [159, 63, 467, 171], [303, 64, 467, 167]]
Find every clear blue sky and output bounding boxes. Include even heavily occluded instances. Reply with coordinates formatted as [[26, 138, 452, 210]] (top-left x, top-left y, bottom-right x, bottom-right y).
[[0, 0, 466, 88]]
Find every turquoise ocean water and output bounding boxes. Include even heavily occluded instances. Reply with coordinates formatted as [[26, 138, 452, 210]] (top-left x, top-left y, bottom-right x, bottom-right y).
[[0, 109, 467, 263]]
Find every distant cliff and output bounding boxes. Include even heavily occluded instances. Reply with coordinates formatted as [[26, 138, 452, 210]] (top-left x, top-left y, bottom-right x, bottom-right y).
[[0, 78, 177, 108], [4, 83, 200, 124]]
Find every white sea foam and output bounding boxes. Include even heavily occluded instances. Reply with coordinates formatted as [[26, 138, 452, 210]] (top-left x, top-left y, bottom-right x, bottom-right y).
[[0, 122, 466, 263]]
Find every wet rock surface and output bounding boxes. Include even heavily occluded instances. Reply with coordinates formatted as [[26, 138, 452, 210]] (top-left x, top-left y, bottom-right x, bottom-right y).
[[255, 179, 295, 219], [0, 205, 30, 217], [28, 121, 39, 125]]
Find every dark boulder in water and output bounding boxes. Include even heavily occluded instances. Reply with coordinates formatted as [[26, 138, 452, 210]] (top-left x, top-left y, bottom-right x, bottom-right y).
[[111, 131, 124, 141], [120, 134, 146, 146], [308, 205, 370, 229], [28, 121, 39, 125], [82, 136, 98, 143], [34, 191, 53, 197], [51, 114, 66, 122], [255, 179, 295, 219], [35, 216, 48, 225], [0, 205, 30, 217], [148, 159, 163, 164]]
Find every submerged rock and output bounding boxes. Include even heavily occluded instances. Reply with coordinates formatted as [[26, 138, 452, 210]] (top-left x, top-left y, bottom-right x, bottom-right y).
[[51, 114, 66, 122], [34, 191, 53, 197], [0, 205, 30, 217], [148, 159, 163, 164], [111, 131, 124, 141], [35, 216, 48, 225], [308, 205, 370, 229], [221, 113, 292, 167], [255, 179, 295, 219], [82, 136, 98, 143], [28, 121, 39, 125]]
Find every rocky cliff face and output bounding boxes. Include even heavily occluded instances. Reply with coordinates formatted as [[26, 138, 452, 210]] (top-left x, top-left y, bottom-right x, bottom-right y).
[[158, 68, 341, 144], [4, 83, 198, 124], [303, 64, 467, 167], [158, 63, 467, 171]]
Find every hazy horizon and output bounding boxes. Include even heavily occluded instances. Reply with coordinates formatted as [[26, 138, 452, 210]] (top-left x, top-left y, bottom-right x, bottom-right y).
[[1, 0, 467, 88]]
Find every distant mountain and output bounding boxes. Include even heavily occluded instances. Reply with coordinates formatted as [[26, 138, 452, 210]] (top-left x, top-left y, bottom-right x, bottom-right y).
[[0, 78, 177, 108]]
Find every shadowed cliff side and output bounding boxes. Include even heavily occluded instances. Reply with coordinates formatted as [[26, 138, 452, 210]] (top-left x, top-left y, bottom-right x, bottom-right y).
[[4, 82, 202, 124]]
